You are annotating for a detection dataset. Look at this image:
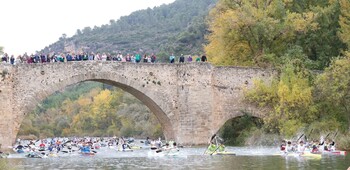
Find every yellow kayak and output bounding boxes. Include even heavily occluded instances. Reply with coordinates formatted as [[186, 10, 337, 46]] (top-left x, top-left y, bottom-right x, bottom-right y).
[[207, 151, 236, 156], [301, 152, 322, 159], [280, 152, 322, 159]]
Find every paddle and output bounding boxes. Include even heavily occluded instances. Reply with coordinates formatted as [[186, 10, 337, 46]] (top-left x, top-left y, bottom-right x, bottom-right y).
[[296, 134, 304, 143], [305, 129, 313, 142], [319, 132, 331, 145], [333, 130, 338, 140]]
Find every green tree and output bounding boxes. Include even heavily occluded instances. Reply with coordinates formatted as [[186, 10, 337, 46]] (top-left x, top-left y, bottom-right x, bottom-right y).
[[314, 54, 350, 131]]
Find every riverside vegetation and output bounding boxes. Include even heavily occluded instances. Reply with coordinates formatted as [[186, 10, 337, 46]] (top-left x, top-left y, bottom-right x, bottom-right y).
[[208, 0, 350, 150], [11, 0, 350, 150]]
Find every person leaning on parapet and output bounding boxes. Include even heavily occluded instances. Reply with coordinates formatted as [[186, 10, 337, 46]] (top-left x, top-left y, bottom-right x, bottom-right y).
[[179, 54, 185, 63], [201, 55, 207, 62], [169, 53, 175, 63], [195, 55, 201, 62], [151, 53, 156, 63], [187, 55, 193, 62]]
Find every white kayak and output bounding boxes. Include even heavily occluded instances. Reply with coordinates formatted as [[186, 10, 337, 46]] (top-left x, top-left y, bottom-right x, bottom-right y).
[[148, 149, 180, 157]]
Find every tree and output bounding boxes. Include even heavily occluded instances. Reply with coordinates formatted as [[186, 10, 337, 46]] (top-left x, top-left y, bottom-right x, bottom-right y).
[[205, 0, 318, 67], [314, 54, 350, 131], [245, 60, 315, 137]]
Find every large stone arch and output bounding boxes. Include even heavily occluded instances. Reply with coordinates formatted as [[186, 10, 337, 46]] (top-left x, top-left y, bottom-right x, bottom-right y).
[[4, 62, 181, 148]]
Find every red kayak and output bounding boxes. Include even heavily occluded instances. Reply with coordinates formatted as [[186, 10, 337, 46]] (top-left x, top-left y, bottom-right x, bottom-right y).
[[323, 150, 347, 156]]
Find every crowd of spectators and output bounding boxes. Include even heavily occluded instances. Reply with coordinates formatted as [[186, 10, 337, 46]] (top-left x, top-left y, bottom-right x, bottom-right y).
[[0, 52, 208, 65]]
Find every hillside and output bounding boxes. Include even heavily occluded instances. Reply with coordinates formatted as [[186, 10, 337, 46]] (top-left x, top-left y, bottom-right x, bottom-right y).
[[41, 0, 216, 61]]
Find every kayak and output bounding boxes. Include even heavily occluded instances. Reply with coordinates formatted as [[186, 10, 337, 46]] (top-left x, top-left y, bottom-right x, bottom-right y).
[[211, 151, 236, 156], [148, 149, 180, 157], [120, 149, 133, 152], [80, 152, 95, 156], [47, 153, 58, 157], [322, 150, 347, 156], [26, 153, 47, 159], [301, 152, 322, 158], [130, 146, 142, 150], [0, 153, 9, 158], [280, 152, 322, 159]]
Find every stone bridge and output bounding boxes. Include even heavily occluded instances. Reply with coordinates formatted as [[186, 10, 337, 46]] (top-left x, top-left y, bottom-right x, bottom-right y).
[[0, 62, 273, 148]]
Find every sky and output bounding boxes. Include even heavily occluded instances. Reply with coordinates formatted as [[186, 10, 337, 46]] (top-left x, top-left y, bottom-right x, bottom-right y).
[[0, 0, 175, 56]]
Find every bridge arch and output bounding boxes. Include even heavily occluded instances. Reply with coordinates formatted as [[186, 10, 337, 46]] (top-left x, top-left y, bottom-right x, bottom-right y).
[[11, 62, 178, 146], [210, 109, 264, 136]]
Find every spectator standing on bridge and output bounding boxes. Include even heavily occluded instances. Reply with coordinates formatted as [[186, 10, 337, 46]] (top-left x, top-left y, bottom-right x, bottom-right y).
[[66, 53, 73, 61], [169, 53, 175, 63], [143, 54, 148, 63], [88, 52, 94, 60], [131, 55, 136, 63], [101, 53, 107, 61], [126, 54, 131, 62], [10, 55, 15, 65], [2, 53, 8, 63], [135, 53, 141, 63]]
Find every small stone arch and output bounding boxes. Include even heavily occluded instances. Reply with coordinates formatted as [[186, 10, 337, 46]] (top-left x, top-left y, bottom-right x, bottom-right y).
[[211, 109, 264, 136]]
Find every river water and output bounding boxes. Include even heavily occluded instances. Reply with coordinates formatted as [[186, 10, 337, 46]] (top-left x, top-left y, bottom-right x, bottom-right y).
[[2, 147, 350, 170]]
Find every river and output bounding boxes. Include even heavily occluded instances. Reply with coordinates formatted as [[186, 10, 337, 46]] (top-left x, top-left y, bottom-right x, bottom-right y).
[[2, 147, 350, 170]]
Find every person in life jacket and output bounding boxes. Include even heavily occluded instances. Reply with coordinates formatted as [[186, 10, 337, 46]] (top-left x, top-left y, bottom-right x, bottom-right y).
[[280, 140, 286, 152], [285, 141, 295, 153], [207, 142, 217, 153], [39, 141, 46, 151], [297, 141, 306, 154]]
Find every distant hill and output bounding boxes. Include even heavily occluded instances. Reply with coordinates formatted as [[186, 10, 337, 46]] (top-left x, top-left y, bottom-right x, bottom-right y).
[[41, 0, 216, 61]]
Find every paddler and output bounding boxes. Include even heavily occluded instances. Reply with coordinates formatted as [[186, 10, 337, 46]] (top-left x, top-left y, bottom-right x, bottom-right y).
[[286, 141, 294, 153], [280, 140, 286, 152], [297, 141, 306, 154]]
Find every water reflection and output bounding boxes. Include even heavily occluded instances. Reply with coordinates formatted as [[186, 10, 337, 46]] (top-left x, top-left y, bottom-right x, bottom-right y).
[[3, 147, 350, 170]]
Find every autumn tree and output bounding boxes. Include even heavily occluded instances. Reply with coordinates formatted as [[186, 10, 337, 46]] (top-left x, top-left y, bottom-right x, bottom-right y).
[[245, 59, 315, 137], [205, 0, 318, 67]]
